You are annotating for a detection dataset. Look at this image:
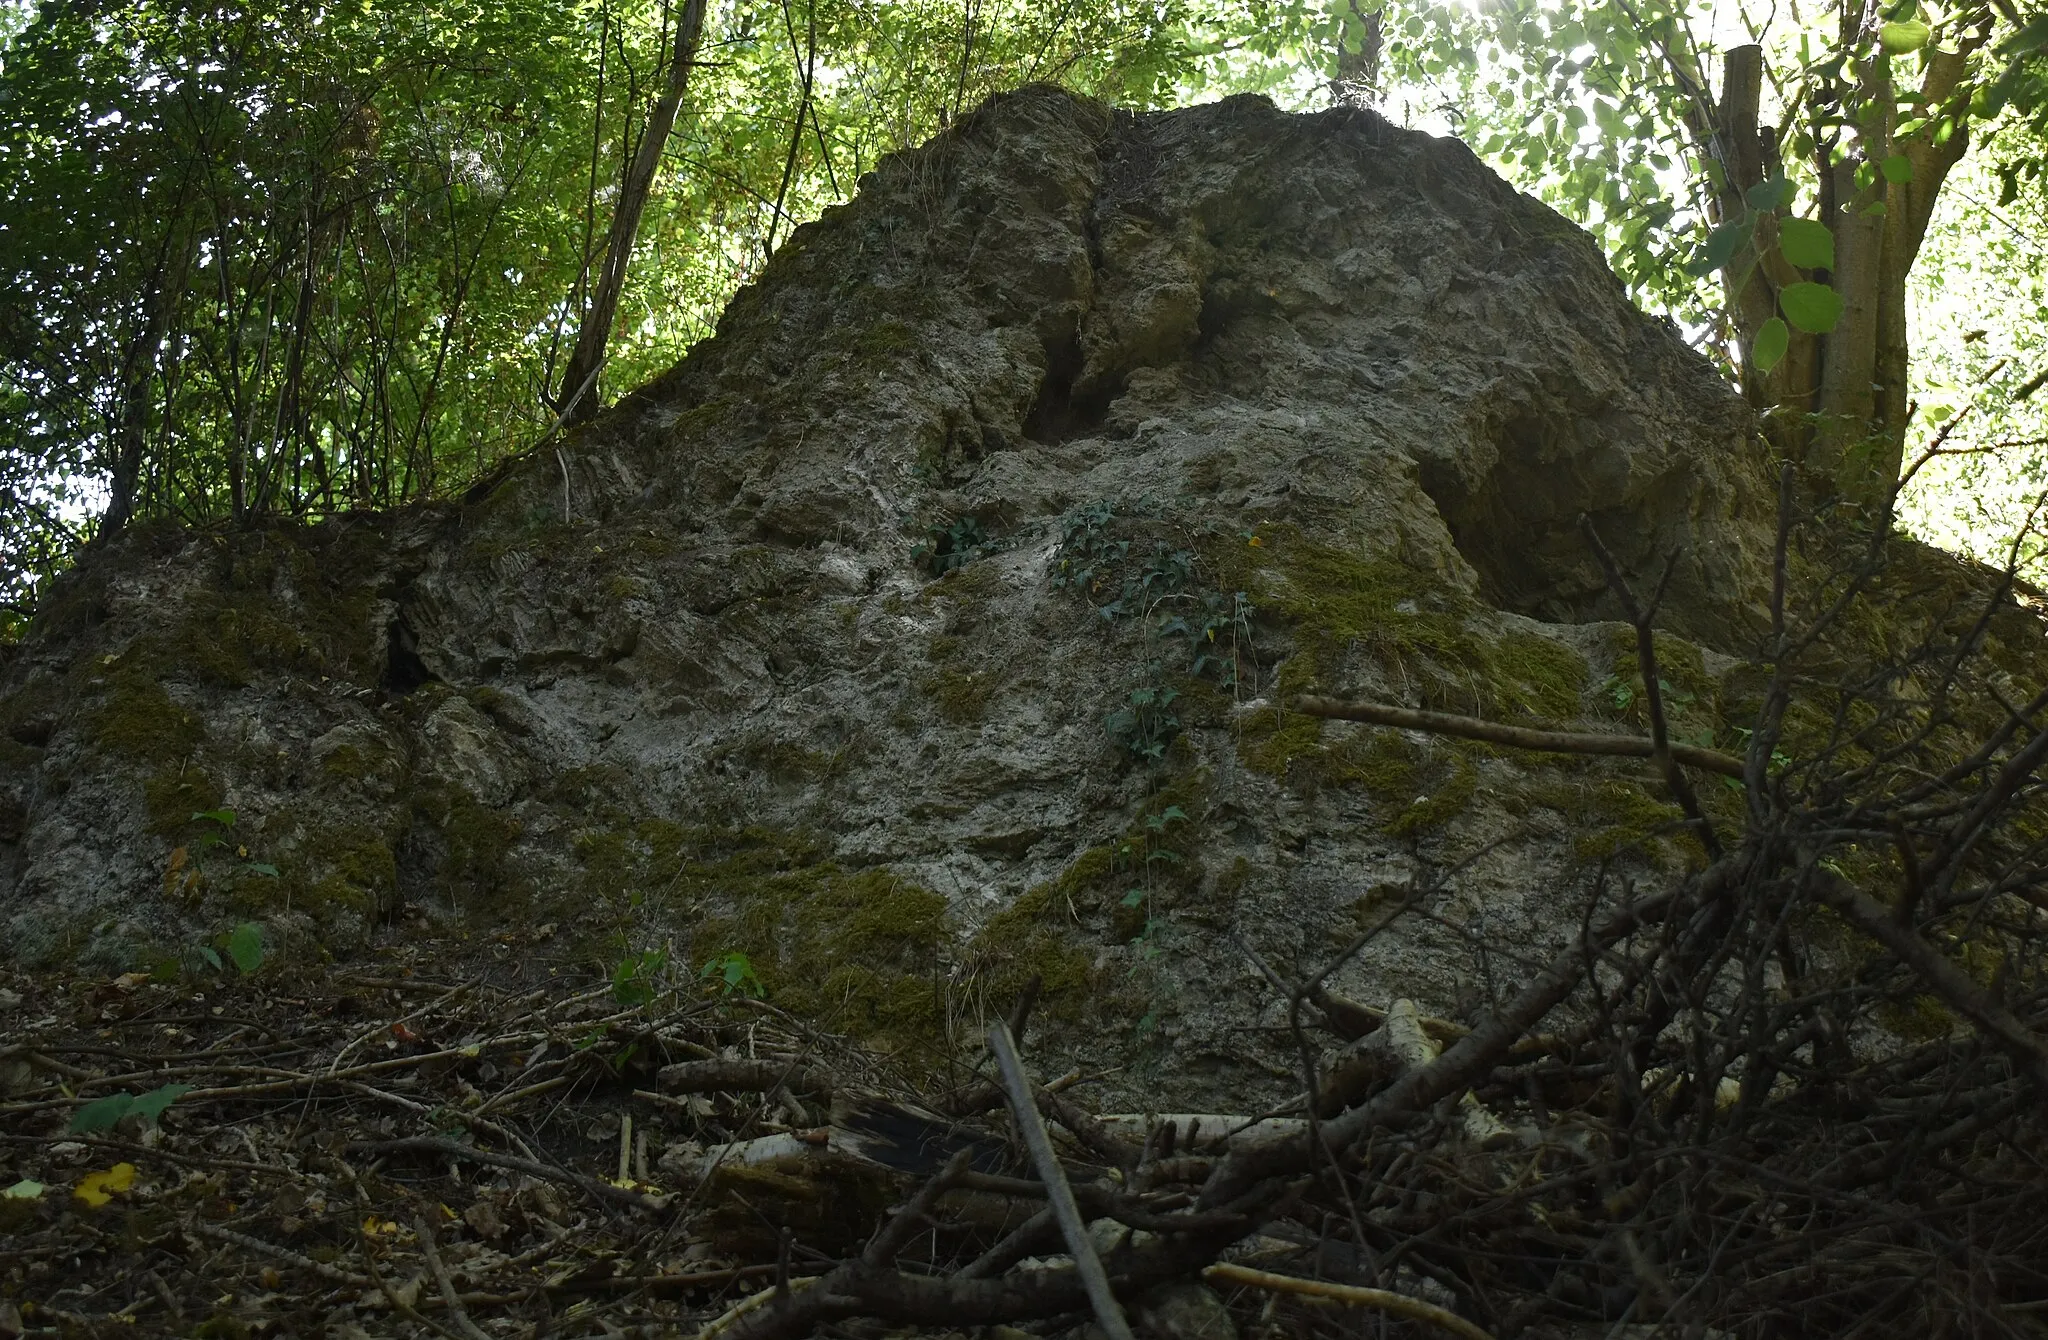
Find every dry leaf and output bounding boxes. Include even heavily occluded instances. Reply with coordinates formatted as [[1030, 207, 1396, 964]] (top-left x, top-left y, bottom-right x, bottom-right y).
[[73, 1162, 137, 1207], [463, 1199, 507, 1240]]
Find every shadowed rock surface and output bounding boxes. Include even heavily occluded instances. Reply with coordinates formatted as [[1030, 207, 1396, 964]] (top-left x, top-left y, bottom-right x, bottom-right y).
[[0, 86, 1784, 1109]]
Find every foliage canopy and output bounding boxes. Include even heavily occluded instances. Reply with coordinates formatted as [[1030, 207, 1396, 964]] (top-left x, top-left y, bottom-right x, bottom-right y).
[[3, 0, 2046, 636]]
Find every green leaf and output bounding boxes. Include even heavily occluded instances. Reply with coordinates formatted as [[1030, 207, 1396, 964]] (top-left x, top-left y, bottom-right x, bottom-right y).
[[69, 1093, 137, 1134], [245, 863, 279, 878], [227, 922, 265, 975], [699, 951, 763, 998], [1121, 888, 1146, 908], [1998, 15, 2048, 56], [191, 809, 236, 827], [1777, 217, 1835, 270], [1880, 154, 1913, 184], [196, 946, 223, 972], [1690, 219, 1753, 276], [1751, 317, 1791, 373], [1780, 282, 1845, 334], [1745, 176, 1794, 211], [3, 1180, 44, 1199], [130, 1083, 193, 1124], [1879, 19, 1929, 53]]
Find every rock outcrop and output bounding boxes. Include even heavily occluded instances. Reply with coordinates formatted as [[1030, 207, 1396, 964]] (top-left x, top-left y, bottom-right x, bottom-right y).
[[0, 87, 1782, 1109]]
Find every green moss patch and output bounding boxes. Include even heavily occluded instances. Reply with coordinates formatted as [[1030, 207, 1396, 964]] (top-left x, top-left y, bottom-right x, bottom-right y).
[[624, 829, 954, 1059], [415, 785, 525, 910], [1524, 777, 1702, 866], [1210, 524, 1588, 720], [91, 661, 205, 764]]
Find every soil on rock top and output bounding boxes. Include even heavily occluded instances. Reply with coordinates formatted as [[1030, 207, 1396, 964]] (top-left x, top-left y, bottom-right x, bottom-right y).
[[1, 85, 1781, 1114]]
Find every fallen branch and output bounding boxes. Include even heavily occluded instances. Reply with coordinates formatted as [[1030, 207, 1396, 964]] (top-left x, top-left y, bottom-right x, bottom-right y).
[[989, 1019, 1137, 1340], [415, 1215, 493, 1340], [1290, 696, 1745, 777], [190, 1221, 370, 1287], [1204, 1262, 1496, 1340]]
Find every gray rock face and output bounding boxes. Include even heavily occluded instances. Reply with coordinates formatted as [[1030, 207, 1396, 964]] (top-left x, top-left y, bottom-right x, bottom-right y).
[[0, 87, 1774, 1108]]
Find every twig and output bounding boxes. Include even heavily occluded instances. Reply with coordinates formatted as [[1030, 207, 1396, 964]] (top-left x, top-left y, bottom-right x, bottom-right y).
[[1577, 514, 1721, 858], [348, 1136, 668, 1212], [190, 1221, 370, 1287], [415, 1215, 493, 1340], [1816, 871, 2048, 1090], [987, 1019, 1138, 1340], [958, 1204, 1059, 1279], [695, 1277, 824, 1340], [1290, 697, 1745, 777], [1205, 1262, 1496, 1340], [360, 1231, 465, 1340]]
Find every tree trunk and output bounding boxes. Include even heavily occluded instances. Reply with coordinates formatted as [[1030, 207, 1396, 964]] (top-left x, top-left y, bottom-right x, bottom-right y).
[[1704, 37, 1976, 512], [554, 0, 708, 428]]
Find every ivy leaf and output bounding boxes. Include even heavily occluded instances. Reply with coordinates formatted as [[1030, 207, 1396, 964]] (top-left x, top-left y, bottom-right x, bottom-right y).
[[1690, 218, 1753, 276], [1780, 282, 1845, 334], [1879, 19, 1930, 53], [1777, 217, 1835, 270], [1880, 154, 1914, 184], [1751, 317, 1791, 373], [227, 921, 265, 975]]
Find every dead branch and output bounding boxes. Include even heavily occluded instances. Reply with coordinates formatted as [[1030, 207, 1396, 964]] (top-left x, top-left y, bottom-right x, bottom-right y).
[[1290, 696, 1746, 777]]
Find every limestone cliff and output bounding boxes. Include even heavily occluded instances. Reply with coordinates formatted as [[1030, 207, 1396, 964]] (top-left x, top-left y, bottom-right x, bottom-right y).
[[0, 87, 1787, 1108]]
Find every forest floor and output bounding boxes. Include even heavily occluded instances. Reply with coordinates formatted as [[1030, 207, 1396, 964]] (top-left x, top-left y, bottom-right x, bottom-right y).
[[0, 926, 991, 1339]]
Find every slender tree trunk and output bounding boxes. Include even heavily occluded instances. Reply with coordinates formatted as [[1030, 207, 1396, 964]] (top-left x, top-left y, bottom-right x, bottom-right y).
[[97, 220, 191, 543], [555, 0, 708, 427], [99, 277, 167, 544], [1331, 0, 1383, 105]]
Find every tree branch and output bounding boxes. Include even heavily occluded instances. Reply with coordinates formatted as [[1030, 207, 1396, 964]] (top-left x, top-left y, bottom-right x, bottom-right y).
[[1289, 698, 1745, 778]]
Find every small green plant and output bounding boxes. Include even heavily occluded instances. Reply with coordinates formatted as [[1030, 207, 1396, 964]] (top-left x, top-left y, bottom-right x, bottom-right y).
[[1162, 588, 1256, 687], [68, 1083, 193, 1135], [1105, 672, 1181, 761], [912, 515, 1000, 575], [170, 810, 280, 898], [611, 947, 669, 1008], [186, 920, 266, 976], [1116, 805, 1188, 953], [1052, 500, 1131, 598], [699, 950, 765, 998], [1604, 676, 1697, 716]]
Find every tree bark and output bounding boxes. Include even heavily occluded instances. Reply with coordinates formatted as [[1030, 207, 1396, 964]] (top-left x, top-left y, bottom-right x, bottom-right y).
[[554, 0, 708, 427]]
